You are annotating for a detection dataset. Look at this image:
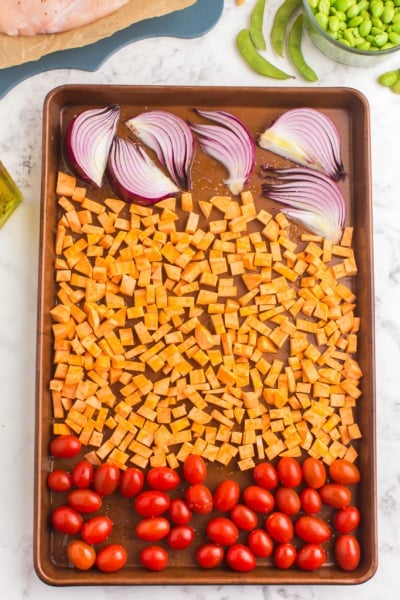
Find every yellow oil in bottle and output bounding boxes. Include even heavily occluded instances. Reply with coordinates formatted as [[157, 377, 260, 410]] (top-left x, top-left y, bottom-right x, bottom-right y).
[[0, 161, 23, 228]]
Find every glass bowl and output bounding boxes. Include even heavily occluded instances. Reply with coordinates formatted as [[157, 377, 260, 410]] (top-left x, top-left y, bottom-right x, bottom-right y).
[[302, 0, 400, 67]]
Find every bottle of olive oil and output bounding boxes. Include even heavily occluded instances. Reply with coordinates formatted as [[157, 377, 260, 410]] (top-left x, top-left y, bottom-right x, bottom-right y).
[[0, 161, 23, 228]]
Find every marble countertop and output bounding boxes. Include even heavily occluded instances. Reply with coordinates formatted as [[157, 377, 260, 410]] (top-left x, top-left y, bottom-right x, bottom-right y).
[[0, 1, 399, 598]]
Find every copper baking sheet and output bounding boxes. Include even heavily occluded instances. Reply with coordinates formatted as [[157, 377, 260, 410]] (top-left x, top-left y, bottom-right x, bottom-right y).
[[34, 84, 377, 586]]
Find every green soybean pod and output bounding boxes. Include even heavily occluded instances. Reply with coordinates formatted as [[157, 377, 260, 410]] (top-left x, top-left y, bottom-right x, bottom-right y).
[[288, 15, 319, 82], [236, 29, 294, 79], [250, 0, 267, 51], [270, 0, 302, 56]]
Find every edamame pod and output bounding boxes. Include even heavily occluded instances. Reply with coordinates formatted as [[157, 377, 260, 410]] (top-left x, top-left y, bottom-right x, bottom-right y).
[[236, 29, 294, 79], [250, 0, 267, 51], [271, 0, 302, 57], [288, 15, 319, 81]]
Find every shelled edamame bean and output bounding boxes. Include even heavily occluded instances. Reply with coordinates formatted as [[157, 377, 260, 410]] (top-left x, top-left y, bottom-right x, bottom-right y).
[[308, 0, 400, 50], [378, 67, 400, 92]]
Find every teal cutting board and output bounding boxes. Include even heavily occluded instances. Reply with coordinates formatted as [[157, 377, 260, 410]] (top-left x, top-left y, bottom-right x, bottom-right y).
[[0, 0, 224, 99]]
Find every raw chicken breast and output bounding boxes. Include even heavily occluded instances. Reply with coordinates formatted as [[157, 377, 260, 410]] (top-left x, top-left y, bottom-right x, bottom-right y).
[[0, 0, 131, 36]]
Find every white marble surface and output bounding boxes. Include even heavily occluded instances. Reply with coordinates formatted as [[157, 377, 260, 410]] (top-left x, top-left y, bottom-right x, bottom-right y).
[[0, 1, 399, 598]]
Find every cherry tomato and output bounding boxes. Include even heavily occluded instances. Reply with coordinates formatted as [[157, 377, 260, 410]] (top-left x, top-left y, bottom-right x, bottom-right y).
[[329, 459, 361, 485], [146, 466, 180, 491], [229, 504, 258, 531], [277, 457, 302, 488], [119, 467, 144, 498], [226, 544, 256, 572], [81, 515, 113, 545], [295, 515, 331, 544], [167, 525, 195, 550], [134, 490, 170, 517], [93, 463, 120, 496], [67, 489, 102, 513], [319, 483, 351, 508], [183, 454, 207, 484], [51, 505, 83, 534], [140, 545, 169, 571], [275, 487, 301, 516], [213, 480, 240, 512], [300, 488, 322, 514], [334, 534, 361, 571], [196, 543, 224, 569], [49, 435, 81, 459], [71, 460, 94, 489], [247, 529, 274, 558], [135, 517, 170, 541], [273, 543, 297, 569], [47, 469, 72, 492], [265, 512, 294, 543], [96, 544, 127, 573], [67, 540, 96, 571], [302, 457, 327, 489], [243, 485, 274, 514], [206, 517, 239, 546], [185, 484, 213, 514], [333, 506, 361, 534], [252, 462, 278, 489], [168, 498, 192, 525], [296, 544, 326, 571]]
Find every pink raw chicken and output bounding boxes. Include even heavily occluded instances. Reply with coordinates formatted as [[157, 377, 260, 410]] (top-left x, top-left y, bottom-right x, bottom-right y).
[[0, 0, 131, 36]]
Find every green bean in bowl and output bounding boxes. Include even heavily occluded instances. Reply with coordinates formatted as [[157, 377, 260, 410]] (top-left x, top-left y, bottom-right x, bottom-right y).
[[302, 0, 400, 66]]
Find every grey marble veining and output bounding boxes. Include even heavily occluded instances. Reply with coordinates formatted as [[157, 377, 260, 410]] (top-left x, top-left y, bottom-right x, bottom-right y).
[[0, 1, 399, 598]]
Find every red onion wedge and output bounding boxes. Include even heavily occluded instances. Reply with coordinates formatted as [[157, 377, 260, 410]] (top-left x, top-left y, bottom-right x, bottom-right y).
[[107, 137, 179, 206], [64, 104, 120, 187], [189, 109, 255, 196], [125, 110, 195, 190], [259, 108, 345, 181], [261, 166, 346, 243]]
